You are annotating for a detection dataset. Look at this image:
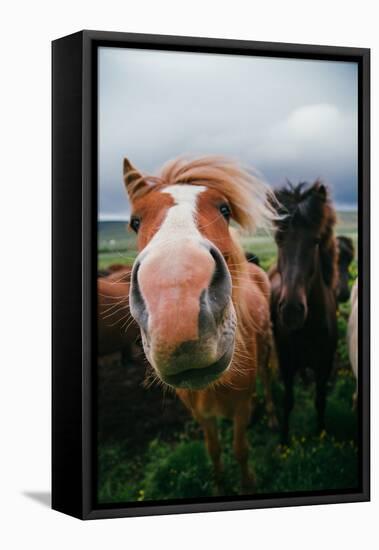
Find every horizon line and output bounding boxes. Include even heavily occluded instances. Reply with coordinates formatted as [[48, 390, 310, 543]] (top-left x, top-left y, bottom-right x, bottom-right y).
[[98, 204, 358, 222]]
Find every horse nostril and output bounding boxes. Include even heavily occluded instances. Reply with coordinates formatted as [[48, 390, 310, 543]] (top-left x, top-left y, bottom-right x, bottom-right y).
[[130, 260, 148, 330], [209, 247, 231, 291], [131, 260, 141, 299], [209, 247, 226, 285], [279, 299, 304, 314], [278, 297, 306, 331], [206, 246, 232, 319], [131, 260, 140, 281], [293, 302, 305, 315]]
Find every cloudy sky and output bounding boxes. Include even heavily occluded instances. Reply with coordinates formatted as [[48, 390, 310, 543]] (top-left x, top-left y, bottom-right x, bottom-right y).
[[98, 47, 358, 220]]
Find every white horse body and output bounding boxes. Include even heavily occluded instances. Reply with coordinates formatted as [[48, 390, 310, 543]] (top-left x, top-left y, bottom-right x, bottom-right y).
[[348, 280, 358, 383]]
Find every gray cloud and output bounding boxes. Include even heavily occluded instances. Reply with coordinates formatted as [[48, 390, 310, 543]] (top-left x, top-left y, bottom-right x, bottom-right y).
[[99, 47, 358, 219]]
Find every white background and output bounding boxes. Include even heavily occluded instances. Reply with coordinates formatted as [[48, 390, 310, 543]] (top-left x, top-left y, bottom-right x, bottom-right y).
[[0, 1, 377, 548]]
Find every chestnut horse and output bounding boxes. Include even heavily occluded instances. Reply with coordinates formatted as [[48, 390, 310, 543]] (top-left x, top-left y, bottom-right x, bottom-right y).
[[98, 267, 140, 359], [123, 156, 275, 491], [269, 182, 338, 443]]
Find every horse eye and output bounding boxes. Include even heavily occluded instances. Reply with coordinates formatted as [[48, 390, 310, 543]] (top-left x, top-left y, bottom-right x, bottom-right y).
[[130, 217, 141, 233], [219, 203, 231, 220], [314, 237, 321, 245]]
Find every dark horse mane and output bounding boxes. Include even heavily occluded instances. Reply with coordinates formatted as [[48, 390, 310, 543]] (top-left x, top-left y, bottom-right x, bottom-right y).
[[273, 180, 338, 289]]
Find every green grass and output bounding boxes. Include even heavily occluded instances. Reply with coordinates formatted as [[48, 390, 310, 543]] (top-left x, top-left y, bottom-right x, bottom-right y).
[[98, 221, 137, 269], [98, 369, 358, 504]]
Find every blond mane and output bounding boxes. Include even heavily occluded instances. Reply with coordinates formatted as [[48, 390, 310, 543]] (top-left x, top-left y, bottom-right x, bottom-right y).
[[127, 156, 275, 233], [159, 156, 274, 233]]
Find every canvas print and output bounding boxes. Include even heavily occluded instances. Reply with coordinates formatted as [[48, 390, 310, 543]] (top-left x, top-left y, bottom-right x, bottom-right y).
[[97, 47, 359, 505]]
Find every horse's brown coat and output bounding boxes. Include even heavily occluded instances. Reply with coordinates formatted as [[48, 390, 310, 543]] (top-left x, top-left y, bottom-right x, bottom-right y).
[[98, 268, 140, 358]]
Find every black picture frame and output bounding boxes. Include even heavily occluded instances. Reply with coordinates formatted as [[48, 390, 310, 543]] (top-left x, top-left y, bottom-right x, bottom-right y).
[[52, 30, 370, 520]]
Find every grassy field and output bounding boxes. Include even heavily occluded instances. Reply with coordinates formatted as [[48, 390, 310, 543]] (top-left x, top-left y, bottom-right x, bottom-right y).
[[97, 211, 359, 504], [98, 211, 357, 270]]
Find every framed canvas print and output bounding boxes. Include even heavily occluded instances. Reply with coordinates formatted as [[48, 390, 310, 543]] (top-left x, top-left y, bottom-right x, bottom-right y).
[[52, 30, 370, 520]]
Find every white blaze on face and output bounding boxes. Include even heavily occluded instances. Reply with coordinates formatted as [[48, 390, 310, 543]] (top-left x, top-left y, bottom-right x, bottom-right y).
[[134, 183, 210, 302], [134, 183, 215, 353], [131, 183, 236, 372], [147, 184, 206, 249]]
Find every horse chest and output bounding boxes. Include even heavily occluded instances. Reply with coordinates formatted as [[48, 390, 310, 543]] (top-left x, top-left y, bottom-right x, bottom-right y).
[[177, 385, 251, 421]]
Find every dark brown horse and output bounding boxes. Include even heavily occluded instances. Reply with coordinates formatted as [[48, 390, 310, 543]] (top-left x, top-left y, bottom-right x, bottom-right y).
[[245, 251, 260, 266], [269, 181, 338, 443], [336, 235, 355, 303]]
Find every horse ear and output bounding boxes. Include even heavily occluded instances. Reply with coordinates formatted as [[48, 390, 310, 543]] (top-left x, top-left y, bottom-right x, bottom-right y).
[[316, 182, 327, 201], [123, 158, 147, 200]]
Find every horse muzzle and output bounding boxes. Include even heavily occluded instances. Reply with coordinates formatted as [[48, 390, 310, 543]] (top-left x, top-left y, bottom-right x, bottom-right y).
[[129, 240, 236, 389], [158, 342, 234, 389], [278, 298, 307, 332]]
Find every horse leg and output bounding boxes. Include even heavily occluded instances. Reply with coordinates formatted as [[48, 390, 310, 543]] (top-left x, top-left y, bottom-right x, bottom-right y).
[[281, 361, 295, 445], [260, 338, 279, 430], [315, 360, 332, 433], [201, 417, 223, 492], [233, 402, 255, 492]]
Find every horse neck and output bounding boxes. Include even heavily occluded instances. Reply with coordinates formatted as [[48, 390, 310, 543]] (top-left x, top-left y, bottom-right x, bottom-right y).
[[319, 234, 338, 290], [228, 247, 255, 351], [308, 244, 336, 310], [309, 253, 325, 296]]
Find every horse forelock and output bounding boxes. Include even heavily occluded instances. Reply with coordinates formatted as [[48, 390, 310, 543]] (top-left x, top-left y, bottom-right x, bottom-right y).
[[273, 181, 338, 290], [273, 180, 336, 237]]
